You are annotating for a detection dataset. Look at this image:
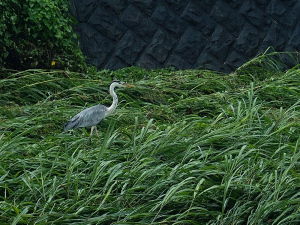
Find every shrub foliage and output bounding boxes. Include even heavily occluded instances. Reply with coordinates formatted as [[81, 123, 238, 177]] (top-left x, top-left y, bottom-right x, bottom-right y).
[[0, 0, 86, 72]]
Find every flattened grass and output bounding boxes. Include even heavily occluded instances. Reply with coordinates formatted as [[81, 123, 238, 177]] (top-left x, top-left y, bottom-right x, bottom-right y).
[[0, 57, 300, 224]]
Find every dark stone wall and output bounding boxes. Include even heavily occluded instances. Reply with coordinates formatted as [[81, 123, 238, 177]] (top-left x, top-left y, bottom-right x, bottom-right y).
[[70, 0, 300, 73]]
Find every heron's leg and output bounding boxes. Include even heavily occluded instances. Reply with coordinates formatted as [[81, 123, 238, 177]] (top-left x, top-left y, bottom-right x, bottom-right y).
[[94, 126, 99, 137], [88, 126, 95, 144], [90, 126, 95, 137]]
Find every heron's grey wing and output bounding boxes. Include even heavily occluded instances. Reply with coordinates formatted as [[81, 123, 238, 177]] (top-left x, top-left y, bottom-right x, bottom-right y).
[[63, 105, 107, 132]]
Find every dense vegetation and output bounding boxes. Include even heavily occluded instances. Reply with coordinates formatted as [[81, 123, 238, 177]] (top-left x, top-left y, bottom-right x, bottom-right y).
[[0, 0, 86, 72], [0, 54, 300, 224]]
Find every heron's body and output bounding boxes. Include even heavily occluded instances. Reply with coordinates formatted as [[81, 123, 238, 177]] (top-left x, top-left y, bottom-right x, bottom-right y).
[[63, 105, 107, 131], [63, 80, 134, 142]]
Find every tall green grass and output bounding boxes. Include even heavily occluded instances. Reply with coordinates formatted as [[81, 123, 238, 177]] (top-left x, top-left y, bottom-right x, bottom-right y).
[[0, 55, 300, 224]]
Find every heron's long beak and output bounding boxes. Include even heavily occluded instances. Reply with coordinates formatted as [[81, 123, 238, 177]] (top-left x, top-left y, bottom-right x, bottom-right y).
[[123, 83, 135, 87]]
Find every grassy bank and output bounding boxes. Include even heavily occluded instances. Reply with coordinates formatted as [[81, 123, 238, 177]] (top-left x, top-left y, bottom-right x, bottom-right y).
[[0, 58, 300, 224]]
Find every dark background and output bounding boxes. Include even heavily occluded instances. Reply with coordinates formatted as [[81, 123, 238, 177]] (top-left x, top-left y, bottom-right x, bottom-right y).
[[70, 0, 300, 73]]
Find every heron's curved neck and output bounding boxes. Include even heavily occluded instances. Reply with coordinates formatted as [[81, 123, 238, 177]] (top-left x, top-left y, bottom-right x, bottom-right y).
[[106, 84, 118, 115]]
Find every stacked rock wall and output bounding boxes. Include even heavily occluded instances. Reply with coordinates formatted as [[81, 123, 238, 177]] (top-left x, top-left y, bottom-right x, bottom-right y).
[[70, 0, 300, 73]]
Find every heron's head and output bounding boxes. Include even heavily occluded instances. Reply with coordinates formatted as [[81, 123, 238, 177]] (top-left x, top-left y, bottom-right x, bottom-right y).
[[112, 80, 135, 88], [109, 80, 134, 93]]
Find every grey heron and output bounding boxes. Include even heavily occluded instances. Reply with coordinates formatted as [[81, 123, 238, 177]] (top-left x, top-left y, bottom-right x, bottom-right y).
[[63, 80, 134, 142]]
